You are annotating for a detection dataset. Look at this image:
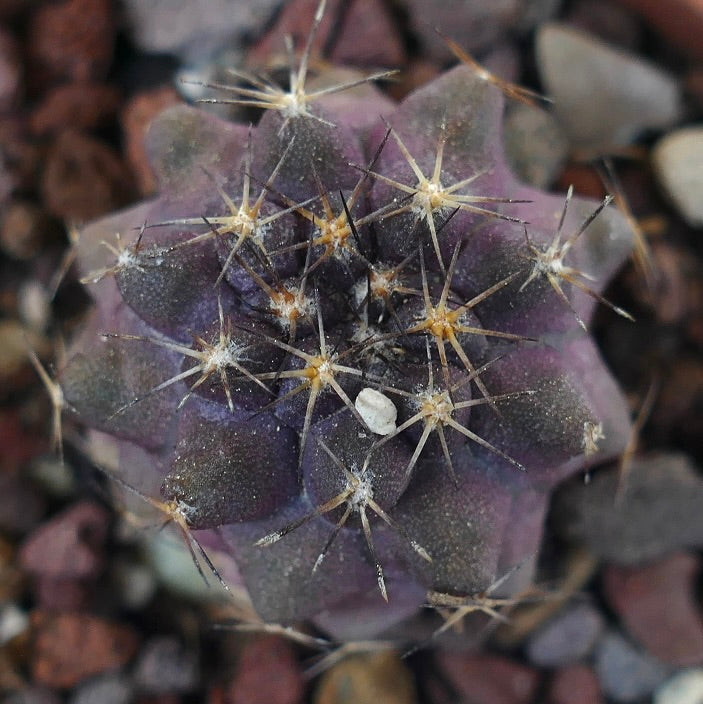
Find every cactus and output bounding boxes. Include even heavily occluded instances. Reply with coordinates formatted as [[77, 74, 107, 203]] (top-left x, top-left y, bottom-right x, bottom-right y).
[[58, 1, 634, 644]]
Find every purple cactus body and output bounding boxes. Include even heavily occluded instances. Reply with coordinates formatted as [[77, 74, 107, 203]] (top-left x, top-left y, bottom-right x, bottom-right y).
[[62, 59, 633, 643]]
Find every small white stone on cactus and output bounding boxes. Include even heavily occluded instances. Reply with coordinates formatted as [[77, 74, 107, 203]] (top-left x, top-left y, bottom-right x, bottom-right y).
[[355, 387, 397, 436]]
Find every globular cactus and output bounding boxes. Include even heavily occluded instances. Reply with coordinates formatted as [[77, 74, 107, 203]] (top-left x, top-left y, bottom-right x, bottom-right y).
[[58, 2, 634, 644]]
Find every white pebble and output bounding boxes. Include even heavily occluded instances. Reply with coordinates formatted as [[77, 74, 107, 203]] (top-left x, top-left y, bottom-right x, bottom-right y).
[[655, 669, 703, 704], [653, 127, 703, 227], [355, 387, 397, 436], [0, 604, 29, 645]]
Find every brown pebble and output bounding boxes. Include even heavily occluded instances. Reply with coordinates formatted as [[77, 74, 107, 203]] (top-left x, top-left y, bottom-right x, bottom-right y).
[[30, 611, 139, 688], [0, 0, 27, 21], [41, 129, 136, 221], [225, 635, 304, 704], [314, 651, 416, 704], [0, 27, 21, 112], [0, 534, 25, 602], [635, 242, 703, 326], [386, 59, 442, 102], [20, 500, 109, 580], [437, 653, 540, 704], [405, 0, 520, 63], [27, 0, 114, 87], [0, 321, 49, 398], [0, 472, 46, 537], [685, 68, 703, 111], [604, 552, 703, 666], [121, 86, 182, 196], [567, 0, 643, 50], [654, 359, 703, 445], [548, 665, 604, 704], [30, 82, 121, 136], [0, 118, 41, 205]]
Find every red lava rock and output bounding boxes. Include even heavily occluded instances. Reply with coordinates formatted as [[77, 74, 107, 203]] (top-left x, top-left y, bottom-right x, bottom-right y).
[[603, 552, 703, 666], [548, 665, 604, 704], [30, 611, 139, 688], [27, 0, 115, 87], [437, 653, 541, 704], [30, 82, 122, 136], [224, 635, 304, 704], [331, 0, 406, 68], [121, 86, 182, 196], [20, 500, 109, 580], [614, 0, 703, 59], [556, 163, 608, 199], [41, 129, 136, 221], [34, 576, 94, 612], [0, 28, 21, 112], [248, 0, 404, 69], [0, 409, 46, 473]]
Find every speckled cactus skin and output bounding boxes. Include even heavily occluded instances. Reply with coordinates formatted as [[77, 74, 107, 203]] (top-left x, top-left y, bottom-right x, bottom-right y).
[[62, 52, 634, 643]]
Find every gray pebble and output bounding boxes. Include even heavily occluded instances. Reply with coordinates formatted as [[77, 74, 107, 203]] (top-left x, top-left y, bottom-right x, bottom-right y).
[[526, 601, 605, 667], [121, 0, 280, 62], [133, 636, 199, 694], [595, 631, 670, 702], [1, 689, 60, 704], [111, 559, 157, 611], [553, 453, 703, 565], [504, 102, 569, 188], [515, 0, 563, 34], [69, 674, 133, 704], [537, 23, 682, 155]]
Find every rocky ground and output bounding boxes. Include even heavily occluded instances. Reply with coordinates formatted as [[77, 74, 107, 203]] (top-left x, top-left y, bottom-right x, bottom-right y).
[[1, 0, 703, 702]]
